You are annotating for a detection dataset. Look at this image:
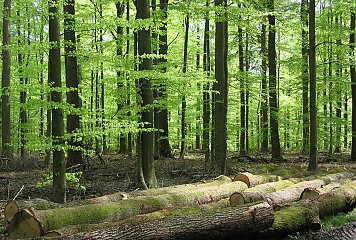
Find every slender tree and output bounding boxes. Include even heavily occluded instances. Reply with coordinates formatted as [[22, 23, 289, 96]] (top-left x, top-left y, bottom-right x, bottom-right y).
[[214, 0, 228, 174], [238, 3, 246, 157], [179, 15, 189, 159], [267, 0, 282, 160], [64, 0, 83, 166], [260, 24, 268, 152], [351, 9, 356, 160], [202, 0, 211, 163], [301, 0, 309, 154], [158, 0, 172, 158], [137, 0, 158, 188], [49, 0, 66, 202], [2, 0, 12, 159], [308, 0, 317, 171]]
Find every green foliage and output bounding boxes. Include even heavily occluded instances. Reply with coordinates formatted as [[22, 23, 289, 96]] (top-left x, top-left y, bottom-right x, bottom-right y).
[[0, 224, 4, 234], [36, 171, 86, 192], [322, 209, 356, 229]]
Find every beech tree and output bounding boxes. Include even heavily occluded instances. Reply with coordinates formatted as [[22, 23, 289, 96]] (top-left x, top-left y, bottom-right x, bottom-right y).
[[49, 0, 66, 203], [2, 0, 12, 159]]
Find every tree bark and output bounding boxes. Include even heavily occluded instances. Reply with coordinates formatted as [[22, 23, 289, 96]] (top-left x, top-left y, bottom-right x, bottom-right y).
[[308, 0, 317, 171], [137, 0, 158, 188], [179, 15, 189, 159], [267, 0, 282, 160], [214, 0, 228, 174], [260, 24, 268, 152], [2, 0, 12, 159], [157, 0, 172, 158], [230, 172, 353, 207], [64, 0, 83, 166], [351, 9, 356, 160], [61, 202, 274, 240], [232, 172, 280, 187], [202, 0, 211, 163], [49, 0, 66, 203], [7, 181, 249, 237], [301, 0, 309, 154]]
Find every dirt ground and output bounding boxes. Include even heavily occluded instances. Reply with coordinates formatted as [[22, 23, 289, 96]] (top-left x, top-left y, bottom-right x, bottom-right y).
[[0, 151, 355, 239]]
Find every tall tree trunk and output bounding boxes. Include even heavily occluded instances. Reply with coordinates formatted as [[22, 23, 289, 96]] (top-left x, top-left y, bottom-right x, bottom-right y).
[[335, 15, 342, 153], [196, 26, 201, 150], [17, 10, 27, 159], [301, 0, 309, 154], [350, 9, 356, 160], [214, 0, 228, 174], [260, 24, 268, 152], [328, 9, 333, 154], [203, 0, 211, 163], [238, 5, 246, 157], [308, 0, 317, 171], [126, 0, 133, 159], [179, 15, 189, 159], [64, 0, 83, 166], [158, 0, 172, 158], [49, 0, 66, 203], [2, 0, 12, 159], [245, 28, 249, 154], [267, 0, 281, 160], [116, 2, 126, 154], [137, 0, 158, 188], [99, 4, 106, 153]]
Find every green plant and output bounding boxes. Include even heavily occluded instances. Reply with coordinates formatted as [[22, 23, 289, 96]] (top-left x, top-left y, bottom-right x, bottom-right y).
[[322, 210, 356, 229], [36, 171, 86, 192]]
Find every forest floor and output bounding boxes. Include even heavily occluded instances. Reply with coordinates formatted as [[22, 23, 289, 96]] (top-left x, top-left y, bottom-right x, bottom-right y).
[[0, 151, 356, 239]]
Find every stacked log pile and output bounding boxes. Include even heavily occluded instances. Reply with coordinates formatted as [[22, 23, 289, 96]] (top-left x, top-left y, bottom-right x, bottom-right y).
[[2, 171, 355, 239]]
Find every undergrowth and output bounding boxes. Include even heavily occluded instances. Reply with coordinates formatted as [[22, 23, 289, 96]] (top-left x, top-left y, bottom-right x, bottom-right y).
[[322, 208, 356, 229]]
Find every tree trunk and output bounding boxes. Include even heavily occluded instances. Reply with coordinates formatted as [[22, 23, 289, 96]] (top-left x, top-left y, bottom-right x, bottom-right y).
[[202, 0, 211, 163], [49, 0, 66, 203], [195, 26, 201, 150], [158, 0, 172, 158], [2, 0, 12, 159], [137, 0, 158, 188], [308, 0, 317, 171], [267, 0, 282, 160], [64, 0, 83, 166], [261, 24, 268, 152], [301, 0, 309, 154], [351, 9, 356, 160], [61, 202, 274, 240], [238, 6, 246, 157], [179, 15, 189, 159], [7, 181, 249, 237], [214, 0, 228, 174], [232, 172, 280, 187]]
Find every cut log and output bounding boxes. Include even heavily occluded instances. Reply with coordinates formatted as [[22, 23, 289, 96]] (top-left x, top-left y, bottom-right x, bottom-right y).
[[4, 198, 61, 222], [300, 182, 344, 200], [84, 175, 232, 204], [233, 172, 281, 187], [230, 172, 353, 207], [63, 202, 274, 240], [317, 180, 356, 218], [258, 203, 321, 238], [7, 181, 248, 238]]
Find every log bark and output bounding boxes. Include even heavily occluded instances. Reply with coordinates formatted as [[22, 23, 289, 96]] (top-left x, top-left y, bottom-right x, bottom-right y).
[[317, 180, 356, 218], [231, 172, 353, 207], [7, 181, 248, 238], [85, 175, 232, 203], [258, 203, 321, 238], [63, 202, 274, 240], [300, 182, 346, 200], [233, 172, 281, 187]]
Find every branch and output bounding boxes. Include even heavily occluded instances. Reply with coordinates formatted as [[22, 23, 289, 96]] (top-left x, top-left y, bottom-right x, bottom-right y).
[[168, 33, 180, 48]]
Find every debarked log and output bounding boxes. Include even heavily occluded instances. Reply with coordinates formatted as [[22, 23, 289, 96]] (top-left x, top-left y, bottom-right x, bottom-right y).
[[7, 181, 248, 238], [63, 202, 274, 240]]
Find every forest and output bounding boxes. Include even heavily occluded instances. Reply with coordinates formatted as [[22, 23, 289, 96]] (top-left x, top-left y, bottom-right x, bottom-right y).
[[0, 0, 356, 239]]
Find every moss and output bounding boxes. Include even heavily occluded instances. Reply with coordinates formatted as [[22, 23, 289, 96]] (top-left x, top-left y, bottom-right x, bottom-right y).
[[272, 206, 307, 231], [322, 209, 356, 229]]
